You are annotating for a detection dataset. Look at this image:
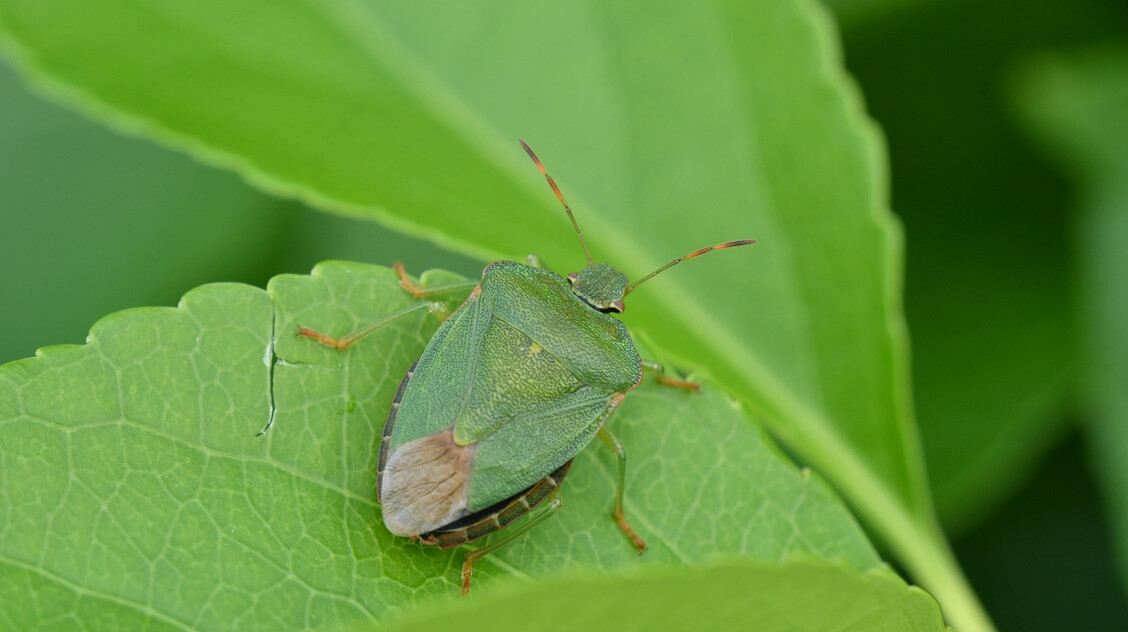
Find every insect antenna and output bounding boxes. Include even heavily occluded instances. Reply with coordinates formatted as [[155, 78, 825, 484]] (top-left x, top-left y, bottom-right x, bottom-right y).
[[519, 139, 594, 266], [624, 240, 756, 295]]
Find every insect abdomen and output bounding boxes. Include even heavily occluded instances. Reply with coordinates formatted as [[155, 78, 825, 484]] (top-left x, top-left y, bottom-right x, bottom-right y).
[[422, 459, 573, 549]]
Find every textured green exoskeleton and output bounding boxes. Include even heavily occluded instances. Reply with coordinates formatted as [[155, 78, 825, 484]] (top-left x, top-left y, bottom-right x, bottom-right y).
[[299, 140, 754, 594]]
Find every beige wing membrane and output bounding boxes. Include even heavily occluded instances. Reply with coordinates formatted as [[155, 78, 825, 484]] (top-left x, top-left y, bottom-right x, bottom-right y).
[[380, 428, 476, 536]]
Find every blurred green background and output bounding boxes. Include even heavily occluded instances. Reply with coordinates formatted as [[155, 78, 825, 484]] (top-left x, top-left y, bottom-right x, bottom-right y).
[[2, 0, 1127, 629]]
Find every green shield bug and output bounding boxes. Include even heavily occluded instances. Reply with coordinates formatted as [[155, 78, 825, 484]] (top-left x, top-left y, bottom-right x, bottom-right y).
[[299, 140, 754, 594]]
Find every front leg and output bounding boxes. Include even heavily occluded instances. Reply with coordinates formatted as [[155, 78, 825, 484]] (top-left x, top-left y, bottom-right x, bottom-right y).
[[641, 359, 700, 391]]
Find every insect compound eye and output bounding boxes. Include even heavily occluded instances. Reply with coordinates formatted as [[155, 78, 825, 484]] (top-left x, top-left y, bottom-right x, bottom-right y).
[[567, 272, 578, 285], [609, 300, 625, 313]]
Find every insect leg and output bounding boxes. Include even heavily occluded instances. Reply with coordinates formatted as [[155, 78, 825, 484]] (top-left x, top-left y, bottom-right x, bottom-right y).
[[394, 262, 478, 299], [459, 493, 563, 595], [597, 426, 647, 553], [525, 254, 545, 269], [300, 265, 479, 350], [641, 359, 700, 391], [298, 301, 441, 350]]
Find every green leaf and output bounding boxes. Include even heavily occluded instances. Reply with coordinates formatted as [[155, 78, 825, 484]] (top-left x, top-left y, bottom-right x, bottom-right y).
[[1013, 46, 1128, 593], [0, 61, 281, 365], [0, 2, 989, 627], [823, 0, 933, 28], [380, 559, 947, 632], [0, 263, 881, 629], [0, 60, 480, 370]]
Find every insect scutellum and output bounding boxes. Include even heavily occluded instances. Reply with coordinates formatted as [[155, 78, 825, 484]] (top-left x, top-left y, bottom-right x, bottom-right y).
[[519, 139, 755, 314]]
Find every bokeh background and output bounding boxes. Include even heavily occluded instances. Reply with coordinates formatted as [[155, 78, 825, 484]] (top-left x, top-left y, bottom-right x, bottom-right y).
[[2, 0, 1127, 628]]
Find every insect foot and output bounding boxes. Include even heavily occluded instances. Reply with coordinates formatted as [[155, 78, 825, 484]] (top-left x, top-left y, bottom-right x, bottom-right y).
[[614, 507, 648, 554]]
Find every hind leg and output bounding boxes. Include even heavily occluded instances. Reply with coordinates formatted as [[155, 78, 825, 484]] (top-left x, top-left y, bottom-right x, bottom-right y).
[[597, 426, 647, 553], [457, 493, 563, 595]]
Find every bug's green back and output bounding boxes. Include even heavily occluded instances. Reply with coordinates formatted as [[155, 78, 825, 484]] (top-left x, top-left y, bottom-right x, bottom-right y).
[[466, 383, 620, 510], [387, 261, 642, 513], [450, 316, 587, 446], [385, 288, 490, 452], [480, 261, 641, 391]]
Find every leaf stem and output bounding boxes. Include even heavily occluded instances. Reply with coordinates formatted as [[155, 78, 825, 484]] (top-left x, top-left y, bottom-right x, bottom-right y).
[[774, 403, 997, 632], [860, 474, 995, 632]]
